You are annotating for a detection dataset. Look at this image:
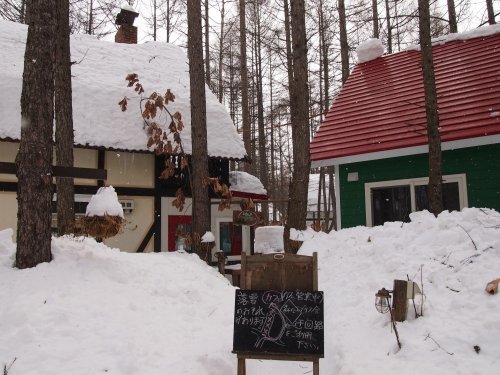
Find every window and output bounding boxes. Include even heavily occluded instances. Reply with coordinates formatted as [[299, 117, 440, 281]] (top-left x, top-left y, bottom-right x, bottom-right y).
[[168, 215, 192, 252], [216, 218, 242, 255], [365, 174, 468, 226], [51, 195, 91, 230], [372, 185, 411, 225]]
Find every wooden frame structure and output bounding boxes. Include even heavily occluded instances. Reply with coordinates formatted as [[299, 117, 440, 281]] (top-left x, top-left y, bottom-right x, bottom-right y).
[[235, 251, 321, 375]]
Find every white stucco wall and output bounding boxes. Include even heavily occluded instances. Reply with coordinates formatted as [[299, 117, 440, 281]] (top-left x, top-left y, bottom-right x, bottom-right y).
[[0, 192, 17, 237], [105, 151, 154, 188], [104, 196, 154, 253]]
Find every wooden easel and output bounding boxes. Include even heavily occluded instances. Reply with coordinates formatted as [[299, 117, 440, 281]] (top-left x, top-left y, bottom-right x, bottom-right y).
[[235, 251, 321, 375]]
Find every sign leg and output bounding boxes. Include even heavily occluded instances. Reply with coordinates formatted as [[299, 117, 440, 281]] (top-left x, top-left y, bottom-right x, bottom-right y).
[[313, 358, 319, 375], [237, 357, 246, 375]]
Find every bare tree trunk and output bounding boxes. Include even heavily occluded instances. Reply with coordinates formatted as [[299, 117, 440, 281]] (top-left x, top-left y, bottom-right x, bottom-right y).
[[317, 169, 324, 224], [87, 0, 93, 34], [385, 0, 392, 54], [166, 0, 171, 42], [55, 0, 75, 235], [217, 0, 225, 103], [16, 0, 56, 268], [447, 0, 457, 33], [486, 0, 496, 25], [328, 169, 336, 231], [373, 0, 379, 38], [418, 0, 443, 216], [204, 0, 210, 86], [285, 0, 310, 253], [239, 0, 251, 170], [283, 0, 294, 225], [255, 4, 268, 224], [338, 0, 349, 84], [153, 0, 157, 40], [187, 0, 211, 256], [284, 0, 295, 115]]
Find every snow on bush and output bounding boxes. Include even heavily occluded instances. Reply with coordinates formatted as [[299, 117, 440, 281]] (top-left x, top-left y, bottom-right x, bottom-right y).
[[85, 186, 124, 218]]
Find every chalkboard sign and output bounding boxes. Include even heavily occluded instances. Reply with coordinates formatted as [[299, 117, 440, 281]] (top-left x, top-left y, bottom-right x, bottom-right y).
[[233, 289, 324, 356]]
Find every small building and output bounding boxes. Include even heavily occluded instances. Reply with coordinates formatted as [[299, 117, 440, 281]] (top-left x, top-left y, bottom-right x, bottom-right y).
[[0, 14, 263, 258], [310, 25, 500, 228]]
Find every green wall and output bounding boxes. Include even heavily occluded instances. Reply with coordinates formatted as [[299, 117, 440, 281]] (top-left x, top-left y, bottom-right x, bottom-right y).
[[339, 143, 500, 228]]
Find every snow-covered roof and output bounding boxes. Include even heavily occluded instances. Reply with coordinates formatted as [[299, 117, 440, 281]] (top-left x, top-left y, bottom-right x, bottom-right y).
[[408, 22, 500, 50], [311, 23, 500, 165], [0, 20, 247, 160], [229, 171, 267, 198]]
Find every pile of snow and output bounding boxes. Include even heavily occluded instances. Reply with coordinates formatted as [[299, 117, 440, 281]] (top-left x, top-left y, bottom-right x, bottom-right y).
[[1, 207, 499, 374], [229, 171, 267, 196], [356, 38, 385, 63], [85, 186, 124, 218], [254, 226, 284, 254], [0, 234, 237, 375], [120, 2, 136, 12], [299, 208, 500, 374], [201, 231, 215, 243]]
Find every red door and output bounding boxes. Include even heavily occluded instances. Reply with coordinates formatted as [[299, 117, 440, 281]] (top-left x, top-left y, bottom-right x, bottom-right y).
[[168, 215, 192, 252]]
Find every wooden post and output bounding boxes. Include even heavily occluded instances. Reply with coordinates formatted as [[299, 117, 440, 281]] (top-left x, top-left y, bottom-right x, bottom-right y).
[[392, 279, 408, 322], [215, 251, 226, 274], [313, 358, 319, 375], [237, 357, 246, 375]]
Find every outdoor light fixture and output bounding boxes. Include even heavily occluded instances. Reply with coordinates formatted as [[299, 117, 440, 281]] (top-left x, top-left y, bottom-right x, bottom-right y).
[[375, 288, 391, 314], [374, 286, 401, 349]]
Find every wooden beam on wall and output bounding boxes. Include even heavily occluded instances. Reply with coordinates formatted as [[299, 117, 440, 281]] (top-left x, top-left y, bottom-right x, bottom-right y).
[[0, 162, 107, 180]]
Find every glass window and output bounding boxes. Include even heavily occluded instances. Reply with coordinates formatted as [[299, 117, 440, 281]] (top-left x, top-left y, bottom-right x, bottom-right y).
[[168, 215, 192, 252], [415, 182, 460, 212], [174, 223, 192, 252], [365, 174, 467, 227], [218, 221, 242, 255], [372, 186, 411, 225]]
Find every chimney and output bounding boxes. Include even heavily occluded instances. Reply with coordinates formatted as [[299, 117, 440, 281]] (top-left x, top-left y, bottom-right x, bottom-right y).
[[115, 6, 139, 44]]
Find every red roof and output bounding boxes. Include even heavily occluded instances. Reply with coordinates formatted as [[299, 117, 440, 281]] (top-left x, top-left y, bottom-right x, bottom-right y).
[[310, 31, 500, 163]]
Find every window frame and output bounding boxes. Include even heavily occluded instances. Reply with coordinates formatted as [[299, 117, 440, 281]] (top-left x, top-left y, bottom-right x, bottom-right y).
[[364, 173, 468, 226]]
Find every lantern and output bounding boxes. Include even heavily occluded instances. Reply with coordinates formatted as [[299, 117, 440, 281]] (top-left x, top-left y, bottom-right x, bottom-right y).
[[375, 288, 391, 314]]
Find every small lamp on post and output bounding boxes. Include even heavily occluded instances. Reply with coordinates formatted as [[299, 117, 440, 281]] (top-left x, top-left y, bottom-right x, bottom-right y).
[[374, 287, 401, 349], [375, 288, 391, 314]]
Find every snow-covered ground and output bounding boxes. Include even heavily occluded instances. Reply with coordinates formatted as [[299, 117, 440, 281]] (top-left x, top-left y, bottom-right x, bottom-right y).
[[1, 207, 500, 374]]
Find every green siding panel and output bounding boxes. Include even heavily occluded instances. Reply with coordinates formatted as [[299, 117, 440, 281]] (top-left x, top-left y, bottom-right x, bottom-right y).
[[340, 143, 500, 228]]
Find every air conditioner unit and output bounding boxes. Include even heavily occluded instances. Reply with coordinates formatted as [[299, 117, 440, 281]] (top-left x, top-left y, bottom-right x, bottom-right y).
[[119, 199, 134, 215]]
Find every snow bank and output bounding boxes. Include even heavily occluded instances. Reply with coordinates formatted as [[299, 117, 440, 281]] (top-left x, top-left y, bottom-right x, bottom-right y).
[[0, 235, 237, 375], [299, 208, 500, 374], [1, 208, 499, 374]]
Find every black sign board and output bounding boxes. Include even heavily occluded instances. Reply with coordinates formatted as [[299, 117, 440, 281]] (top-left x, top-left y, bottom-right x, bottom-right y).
[[233, 289, 324, 356]]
